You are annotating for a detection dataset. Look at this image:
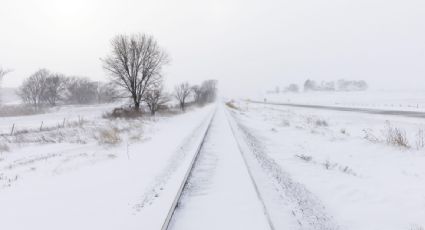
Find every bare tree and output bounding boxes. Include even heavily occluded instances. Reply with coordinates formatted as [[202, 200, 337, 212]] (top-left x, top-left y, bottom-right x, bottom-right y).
[[96, 82, 121, 103], [18, 69, 49, 108], [143, 79, 169, 115], [192, 80, 218, 105], [191, 85, 202, 103], [64, 77, 98, 104], [0, 68, 11, 83], [199, 80, 217, 103], [102, 33, 169, 111], [174, 82, 191, 111], [43, 73, 67, 106], [284, 84, 299, 93]]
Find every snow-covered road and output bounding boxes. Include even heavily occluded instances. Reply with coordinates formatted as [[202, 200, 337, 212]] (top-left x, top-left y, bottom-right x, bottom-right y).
[[250, 100, 425, 119], [169, 105, 272, 230]]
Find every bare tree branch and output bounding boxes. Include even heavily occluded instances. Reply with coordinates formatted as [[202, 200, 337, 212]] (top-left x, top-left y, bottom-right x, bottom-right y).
[[17, 69, 49, 109], [143, 76, 169, 115], [102, 33, 169, 110], [174, 82, 192, 111]]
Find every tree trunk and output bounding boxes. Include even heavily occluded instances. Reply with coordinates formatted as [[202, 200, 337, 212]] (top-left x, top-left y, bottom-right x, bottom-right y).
[[134, 101, 140, 111], [133, 94, 140, 111]]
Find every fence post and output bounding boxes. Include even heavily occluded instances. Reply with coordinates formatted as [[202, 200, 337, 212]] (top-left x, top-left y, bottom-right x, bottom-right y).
[[40, 121, 43, 131], [10, 124, 15, 135]]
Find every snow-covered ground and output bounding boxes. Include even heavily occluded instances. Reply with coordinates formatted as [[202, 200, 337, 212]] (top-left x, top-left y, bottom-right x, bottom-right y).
[[0, 103, 216, 230], [0, 103, 119, 134], [227, 100, 425, 230], [258, 90, 425, 112], [170, 105, 272, 230], [2, 98, 425, 230]]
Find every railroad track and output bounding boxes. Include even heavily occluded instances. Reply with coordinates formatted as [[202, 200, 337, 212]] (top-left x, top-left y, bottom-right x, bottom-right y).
[[224, 108, 276, 230], [159, 106, 276, 230], [160, 109, 217, 230]]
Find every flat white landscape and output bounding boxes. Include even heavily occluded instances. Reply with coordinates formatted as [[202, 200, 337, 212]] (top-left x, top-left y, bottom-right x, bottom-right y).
[[1, 94, 425, 230], [260, 90, 425, 112], [1, 0, 424, 229], [0, 103, 215, 230], [227, 99, 425, 230]]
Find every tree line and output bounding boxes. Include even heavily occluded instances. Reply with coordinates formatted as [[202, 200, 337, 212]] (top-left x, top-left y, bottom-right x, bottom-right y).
[[174, 79, 218, 112], [17, 69, 119, 108], [12, 33, 217, 115], [303, 79, 368, 92], [102, 33, 217, 115], [269, 79, 368, 94]]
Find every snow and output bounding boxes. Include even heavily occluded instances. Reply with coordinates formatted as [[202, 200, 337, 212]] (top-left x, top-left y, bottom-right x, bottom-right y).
[[227, 100, 425, 230], [170, 105, 271, 230], [0, 103, 119, 134], [2, 96, 425, 230], [259, 90, 425, 112], [0, 103, 215, 230]]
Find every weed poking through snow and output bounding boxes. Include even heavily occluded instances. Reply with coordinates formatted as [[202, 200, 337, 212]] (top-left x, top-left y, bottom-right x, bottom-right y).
[[296, 154, 313, 162], [363, 122, 422, 150], [225, 101, 239, 110], [363, 129, 381, 143], [409, 225, 424, 230], [382, 122, 409, 148], [96, 127, 121, 145]]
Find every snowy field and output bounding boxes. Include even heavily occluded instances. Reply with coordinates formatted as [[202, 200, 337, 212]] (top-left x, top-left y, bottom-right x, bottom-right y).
[[2, 98, 425, 230], [258, 90, 425, 112], [0, 103, 119, 134], [227, 100, 425, 230], [0, 102, 216, 230]]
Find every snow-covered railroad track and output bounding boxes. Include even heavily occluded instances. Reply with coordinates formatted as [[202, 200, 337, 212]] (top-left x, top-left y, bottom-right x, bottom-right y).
[[159, 108, 217, 230], [163, 105, 274, 230]]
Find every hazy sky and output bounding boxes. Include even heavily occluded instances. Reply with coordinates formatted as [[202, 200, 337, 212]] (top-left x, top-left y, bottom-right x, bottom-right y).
[[1, 0, 424, 96]]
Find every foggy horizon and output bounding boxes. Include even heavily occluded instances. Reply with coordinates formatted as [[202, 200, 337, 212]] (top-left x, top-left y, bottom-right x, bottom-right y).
[[1, 0, 425, 95]]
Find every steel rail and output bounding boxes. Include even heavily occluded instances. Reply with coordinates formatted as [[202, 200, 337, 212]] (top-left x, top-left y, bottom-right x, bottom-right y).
[[224, 107, 276, 230], [160, 109, 217, 230]]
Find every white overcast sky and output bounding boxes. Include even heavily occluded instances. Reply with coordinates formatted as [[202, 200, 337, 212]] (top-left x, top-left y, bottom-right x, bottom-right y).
[[0, 0, 424, 96]]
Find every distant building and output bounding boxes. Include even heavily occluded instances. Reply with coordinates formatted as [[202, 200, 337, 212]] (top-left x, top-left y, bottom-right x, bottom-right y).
[[284, 84, 299, 93], [304, 80, 335, 91], [337, 79, 368, 91]]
